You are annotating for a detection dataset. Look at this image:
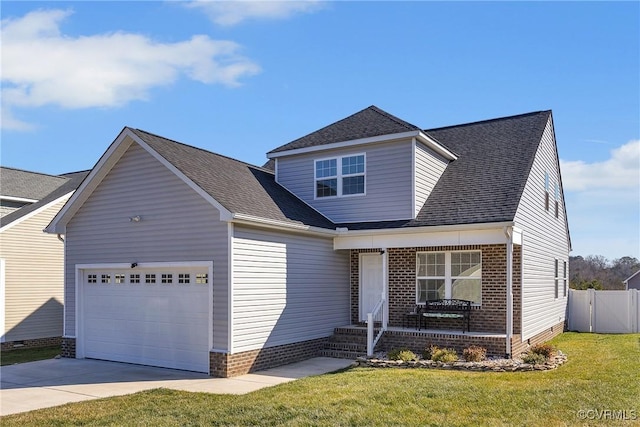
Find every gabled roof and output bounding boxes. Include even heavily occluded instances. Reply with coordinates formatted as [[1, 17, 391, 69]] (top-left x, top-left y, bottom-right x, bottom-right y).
[[0, 169, 89, 228], [47, 128, 335, 234], [336, 111, 552, 229], [47, 107, 561, 236], [268, 105, 422, 154], [0, 167, 68, 200], [131, 129, 335, 230], [624, 269, 640, 284]]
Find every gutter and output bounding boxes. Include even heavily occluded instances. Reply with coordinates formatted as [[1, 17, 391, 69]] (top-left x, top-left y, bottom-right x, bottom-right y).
[[231, 213, 337, 237]]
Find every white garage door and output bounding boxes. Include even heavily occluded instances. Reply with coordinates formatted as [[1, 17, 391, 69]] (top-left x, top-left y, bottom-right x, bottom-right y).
[[82, 266, 210, 373]]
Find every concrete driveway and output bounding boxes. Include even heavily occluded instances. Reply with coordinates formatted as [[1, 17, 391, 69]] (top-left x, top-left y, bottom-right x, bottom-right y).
[[0, 357, 354, 416]]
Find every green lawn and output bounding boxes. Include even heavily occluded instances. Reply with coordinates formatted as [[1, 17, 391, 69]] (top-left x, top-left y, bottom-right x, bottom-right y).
[[0, 345, 61, 366], [2, 333, 639, 426]]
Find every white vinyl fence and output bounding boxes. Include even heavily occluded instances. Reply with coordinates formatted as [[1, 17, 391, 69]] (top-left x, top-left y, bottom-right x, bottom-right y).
[[567, 289, 639, 333]]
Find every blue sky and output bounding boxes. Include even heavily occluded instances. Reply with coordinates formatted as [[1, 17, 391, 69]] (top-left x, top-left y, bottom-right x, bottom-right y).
[[1, 1, 639, 260]]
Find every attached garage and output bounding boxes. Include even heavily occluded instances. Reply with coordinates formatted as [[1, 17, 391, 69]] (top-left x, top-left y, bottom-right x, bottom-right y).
[[76, 263, 212, 373]]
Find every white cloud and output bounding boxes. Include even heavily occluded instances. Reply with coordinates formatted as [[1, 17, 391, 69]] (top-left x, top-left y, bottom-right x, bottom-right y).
[[185, 0, 324, 26], [560, 140, 640, 191], [1, 9, 261, 130], [561, 140, 640, 259]]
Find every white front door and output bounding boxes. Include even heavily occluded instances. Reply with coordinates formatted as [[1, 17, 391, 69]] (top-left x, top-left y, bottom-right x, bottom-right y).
[[360, 253, 384, 322]]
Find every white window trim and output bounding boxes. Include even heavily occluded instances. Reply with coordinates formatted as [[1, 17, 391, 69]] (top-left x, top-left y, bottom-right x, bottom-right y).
[[416, 250, 482, 306], [314, 153, 366, 199]]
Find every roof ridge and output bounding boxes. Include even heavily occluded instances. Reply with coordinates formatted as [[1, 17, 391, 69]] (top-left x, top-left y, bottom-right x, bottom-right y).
[[0, 166, 69, 180], [425, 110, 551, 132], [368, 105, 420, 131], [132, 128, 275, 175]]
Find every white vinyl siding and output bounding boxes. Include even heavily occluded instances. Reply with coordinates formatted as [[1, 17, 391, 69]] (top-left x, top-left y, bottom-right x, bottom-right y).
[[514, 117, 570, 340], [64, 143, 230, 350], [0, 197, 68, 342], [232, 226, 349, 353], [277, 140, 414, 223], [414, 141, 449, 216]]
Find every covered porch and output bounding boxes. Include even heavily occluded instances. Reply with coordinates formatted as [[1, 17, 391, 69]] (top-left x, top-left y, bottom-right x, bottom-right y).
[[334, 223, 523, 357]]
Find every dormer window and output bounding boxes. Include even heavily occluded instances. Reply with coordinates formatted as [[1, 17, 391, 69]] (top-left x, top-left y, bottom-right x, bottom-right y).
[[315, 154, 365, 198]]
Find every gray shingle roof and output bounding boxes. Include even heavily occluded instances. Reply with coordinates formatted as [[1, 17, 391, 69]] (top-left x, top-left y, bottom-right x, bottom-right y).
[[0, 169, 89, 228], [1, 167, 68, 200], [131, 129, 334, 229], [268, 105, 421, 154], [336, 110, 551, 229]]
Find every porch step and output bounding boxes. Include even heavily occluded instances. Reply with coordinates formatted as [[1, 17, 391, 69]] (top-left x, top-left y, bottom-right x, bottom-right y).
[[321, 326, 380, 359]]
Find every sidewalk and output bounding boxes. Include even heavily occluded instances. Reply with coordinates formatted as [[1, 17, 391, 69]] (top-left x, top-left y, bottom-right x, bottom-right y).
[[1, 357, 354, 416]]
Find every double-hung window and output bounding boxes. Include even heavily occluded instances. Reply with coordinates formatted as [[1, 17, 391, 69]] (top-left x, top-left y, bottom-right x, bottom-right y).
[[417, 251, 482, 305], [315, 154, 365, 198]]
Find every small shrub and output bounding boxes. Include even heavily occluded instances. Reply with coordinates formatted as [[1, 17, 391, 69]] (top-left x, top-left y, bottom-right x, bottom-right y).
[[423, 344, 439, 360], [462, 345, 487, 362], [387, 348, 417, 362], [431, 347, 458, 363], [522, 352, 547, 365], [530, 343, 556, 359]]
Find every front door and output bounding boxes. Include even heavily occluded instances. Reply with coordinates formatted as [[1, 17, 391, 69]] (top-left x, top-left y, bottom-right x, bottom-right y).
[[360, 253, 384, 322]]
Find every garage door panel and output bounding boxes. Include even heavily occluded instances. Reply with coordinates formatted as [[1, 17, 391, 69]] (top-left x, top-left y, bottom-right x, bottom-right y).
[[84, 319, 208, 345], [84, 342, 206, 372], [82, 267, 210, 373]]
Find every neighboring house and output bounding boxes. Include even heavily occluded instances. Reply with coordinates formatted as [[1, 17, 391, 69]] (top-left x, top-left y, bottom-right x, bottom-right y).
[[1, 167, 88, 350], [45, 106, 571, 377], [623, 270, 640, 290]]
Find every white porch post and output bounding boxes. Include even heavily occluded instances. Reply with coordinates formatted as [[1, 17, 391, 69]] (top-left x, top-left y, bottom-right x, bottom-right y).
[[382, 248, 388, 329], [505, 227, 513, 358]]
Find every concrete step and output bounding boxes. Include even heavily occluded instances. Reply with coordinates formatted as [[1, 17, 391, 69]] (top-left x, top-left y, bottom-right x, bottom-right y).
[[320, 349, 366, 359], [323, 342, 367, 352]]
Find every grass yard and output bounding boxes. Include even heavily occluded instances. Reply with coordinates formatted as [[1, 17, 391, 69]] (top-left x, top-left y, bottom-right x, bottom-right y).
[[0, 345, 61, 366], [2, 333, 639, 426]]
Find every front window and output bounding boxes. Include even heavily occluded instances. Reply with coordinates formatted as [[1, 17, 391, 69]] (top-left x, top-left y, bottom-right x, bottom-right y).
[[315, 154, 365, 198], [417, 251, 482, 305]]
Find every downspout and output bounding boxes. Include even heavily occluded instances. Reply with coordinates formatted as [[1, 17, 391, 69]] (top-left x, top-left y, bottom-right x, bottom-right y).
[[57, 234, 64, 242], [503, 227, 513, 358]]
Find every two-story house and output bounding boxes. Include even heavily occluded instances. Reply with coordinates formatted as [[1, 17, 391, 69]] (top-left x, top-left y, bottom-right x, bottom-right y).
[[45, 106, 570, 377]]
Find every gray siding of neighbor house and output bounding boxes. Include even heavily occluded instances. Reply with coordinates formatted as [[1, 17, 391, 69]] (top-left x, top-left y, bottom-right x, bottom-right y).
[[514, 117, 570, 341], [64, 143, 230, 350], [232, 225, 349, 353], [276, 139, 414, 223], [414, 141, 449, 216], [627, 274, 640, 290]]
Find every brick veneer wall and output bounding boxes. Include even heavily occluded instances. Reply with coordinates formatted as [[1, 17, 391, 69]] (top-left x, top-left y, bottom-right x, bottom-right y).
[[210, 337, 328, 378], [511, 319, 565, 356], [351, 244, 522, 335], [380, 330, 507, 357], [0, 336, 62, 352], [61, 337, 76, 358]]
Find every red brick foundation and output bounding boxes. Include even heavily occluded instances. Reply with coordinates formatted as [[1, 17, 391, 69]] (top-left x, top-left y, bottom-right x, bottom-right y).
[[210, 337, 328, 378], [511, 320, 566, 356], [380, 330, 508, 358], [1, 336, 62, 352], [61, 337, 76, 358]]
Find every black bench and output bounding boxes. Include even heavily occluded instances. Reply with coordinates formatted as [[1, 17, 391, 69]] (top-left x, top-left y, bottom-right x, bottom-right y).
[[421, 299, 472, 332]]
